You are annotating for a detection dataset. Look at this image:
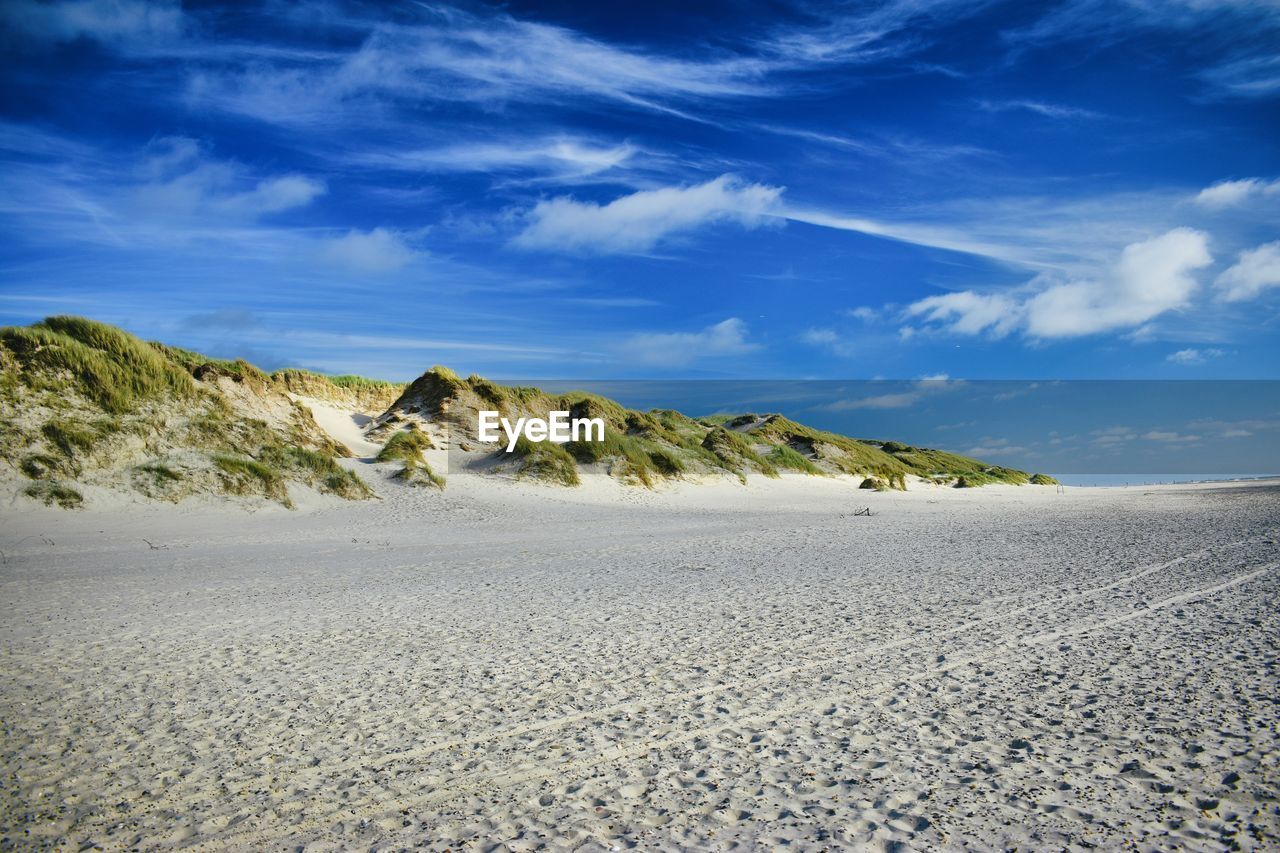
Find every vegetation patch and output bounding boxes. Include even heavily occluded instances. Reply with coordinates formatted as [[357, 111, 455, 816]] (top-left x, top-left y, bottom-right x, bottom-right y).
[[769, 444, 822, 475], [510, 435, 580, 486], [260, 445, 372, 499], [1029, 473, 1059, 485], [20, 453, 66, 480], [376, 427, 435, 463], [23, 480, 83, 509], [136, 461, 181, 483], [394, 459, 446, 489], [41, 419, 100, 457], [702, 427, 779, 478], [2, 316, 193, 413], [211, 453, 290, 505], [375, 427, 442, 490]]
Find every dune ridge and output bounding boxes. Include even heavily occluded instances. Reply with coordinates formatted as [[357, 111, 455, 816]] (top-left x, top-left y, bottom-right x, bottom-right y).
[[1, 316, 1055, 510]]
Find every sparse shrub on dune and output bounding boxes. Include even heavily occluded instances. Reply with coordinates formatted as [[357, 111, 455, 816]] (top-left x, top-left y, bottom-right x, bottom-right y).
[[394, 459, 446, 489], [1030, 473, 1059, 485]]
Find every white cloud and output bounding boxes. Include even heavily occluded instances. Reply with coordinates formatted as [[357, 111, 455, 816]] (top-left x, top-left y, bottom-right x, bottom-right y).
[[321, 228, 417, 273], [822, 377, 963, 411], [0, 0, 183, 47], [802, 328, 839, 345], [1091, 425, 1136, 445], [1025, 228, 1210, 337], [904, 229, 1211, 340], [1215, 241, 1280, 301], [1194, 177, 1280, 208], [514, 175, 783, 253], [965, 437, 1029, 457], [1166, 347, 1224, 364], [356, 137, 637, 179], [188, 8, 776, 125], [1141, 430, 1201, 443], [1198, 53, 1280, 99], [130, 137, 326, 220], [619, 318, 758, 367], [904, 291, 1022, 337]]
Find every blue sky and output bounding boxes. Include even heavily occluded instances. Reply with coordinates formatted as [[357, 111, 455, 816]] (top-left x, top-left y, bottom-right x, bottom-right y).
[[1, 0, 1279, 381]]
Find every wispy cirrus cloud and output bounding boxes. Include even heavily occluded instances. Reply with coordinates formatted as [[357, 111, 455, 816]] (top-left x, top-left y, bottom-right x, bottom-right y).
[[975, 99, 1103, 119], [0, 0, 184, 48], [185, 7, 777, 126], [352, 137, 639, 180], [1006, 0, 1280, 100]]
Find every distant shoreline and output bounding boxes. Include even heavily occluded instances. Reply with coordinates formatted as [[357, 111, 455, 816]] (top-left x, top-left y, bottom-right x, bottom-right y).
[[1053, 474, 1280, 488]]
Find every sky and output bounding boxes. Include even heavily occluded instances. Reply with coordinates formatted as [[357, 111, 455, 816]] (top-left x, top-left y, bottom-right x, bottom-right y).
[[1, 0, 1279, 384]]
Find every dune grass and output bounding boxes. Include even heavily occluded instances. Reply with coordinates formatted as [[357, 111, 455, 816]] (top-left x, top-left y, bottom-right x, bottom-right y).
[[260, 445, 373, 499], [377, 427, 444, 489], [702, 427, 779, 478], [2, 316, 194, 413], [136, 462, 182, 483], [41, 418, 101, 457], [376, 427, 435, 463], [20, 453, 65, 479], [768, 444, 823, 475], [211, 452, 290, 505], [510, 435, 580, 486], [23, 480, 83, 508], [271, 367, 401, 393], [1029, 473, 1059, 485]]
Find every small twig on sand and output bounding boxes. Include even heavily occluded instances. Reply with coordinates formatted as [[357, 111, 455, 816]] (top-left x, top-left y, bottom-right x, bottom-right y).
[[142, 539, 167, 550]]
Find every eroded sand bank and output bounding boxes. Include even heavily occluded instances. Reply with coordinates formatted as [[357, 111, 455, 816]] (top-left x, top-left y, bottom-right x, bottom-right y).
[[1, 476, 1277, 850]]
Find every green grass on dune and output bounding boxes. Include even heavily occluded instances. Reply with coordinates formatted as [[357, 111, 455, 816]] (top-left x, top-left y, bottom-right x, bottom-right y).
[[2, 316, 194, 413], [510, 435, 580, 486], [702, 426, 779, 479], [271, 367, 401, 392], [768, 444, 823, 475], [376, 426, 435, 463], [211, 452, 289, 504], [377, 426, 444, 489]]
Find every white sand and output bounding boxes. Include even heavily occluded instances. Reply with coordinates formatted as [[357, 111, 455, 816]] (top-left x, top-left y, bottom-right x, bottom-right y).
[[1, 473, 1277, 850], [288, 394, 383, 458]]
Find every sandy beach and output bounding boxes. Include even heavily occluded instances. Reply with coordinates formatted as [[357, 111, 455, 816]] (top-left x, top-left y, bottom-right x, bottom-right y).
[[1, 474, 1277, 850]]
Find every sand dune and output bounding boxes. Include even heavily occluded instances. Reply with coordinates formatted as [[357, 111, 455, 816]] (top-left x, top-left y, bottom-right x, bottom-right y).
[[1, 476, 1277, 850]]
